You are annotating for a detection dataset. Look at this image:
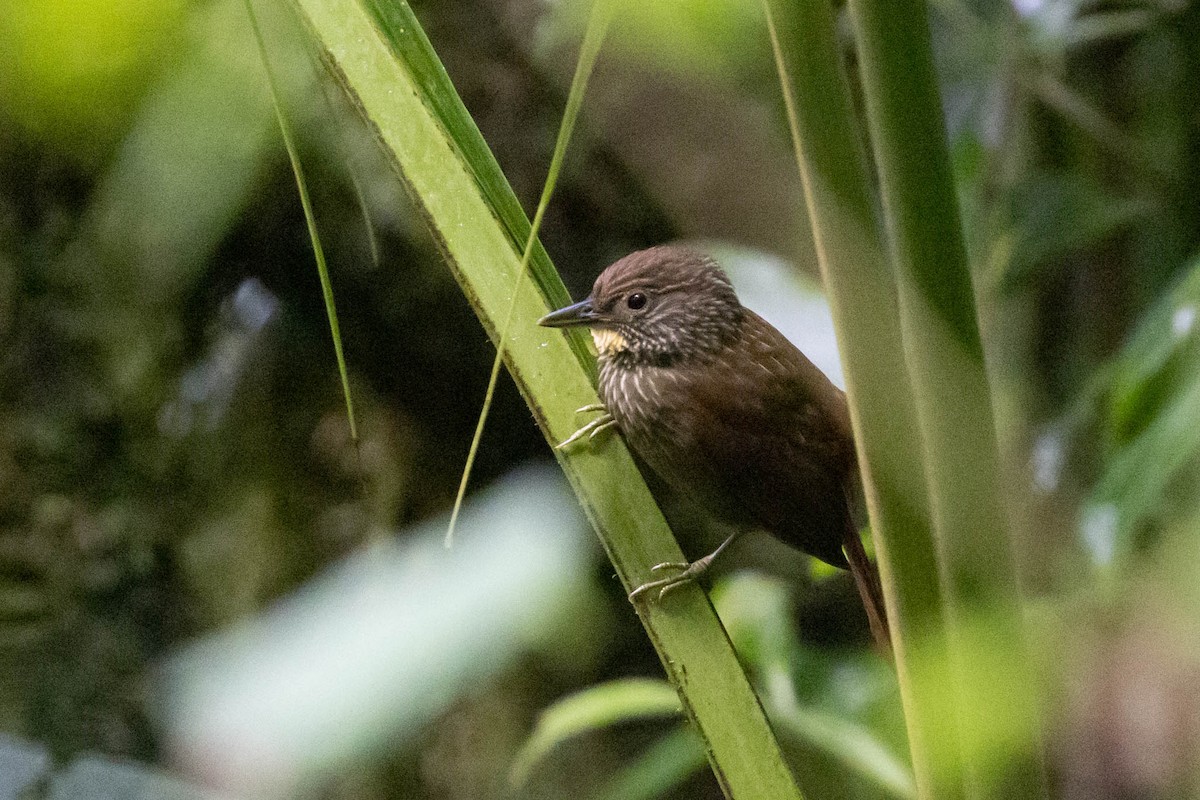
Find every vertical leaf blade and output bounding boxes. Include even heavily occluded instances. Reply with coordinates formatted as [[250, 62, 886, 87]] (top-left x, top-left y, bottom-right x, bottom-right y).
[[763, 1, 963, 796], [845, 0, 1050, 795]]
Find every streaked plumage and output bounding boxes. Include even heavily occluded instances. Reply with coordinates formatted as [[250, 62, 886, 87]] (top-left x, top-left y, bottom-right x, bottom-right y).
[[540, 245, 887, 646]]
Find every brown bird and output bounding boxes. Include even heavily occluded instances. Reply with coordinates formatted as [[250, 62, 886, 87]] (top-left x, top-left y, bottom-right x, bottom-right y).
[[539, 244, 889, 649]]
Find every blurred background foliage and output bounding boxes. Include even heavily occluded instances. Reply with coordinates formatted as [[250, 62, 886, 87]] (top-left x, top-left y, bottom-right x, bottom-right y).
[[0, 0, 1199, 798]]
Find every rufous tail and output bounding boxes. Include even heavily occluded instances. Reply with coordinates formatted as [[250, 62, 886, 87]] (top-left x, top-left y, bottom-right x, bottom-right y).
[[842, 520, 892, 656]]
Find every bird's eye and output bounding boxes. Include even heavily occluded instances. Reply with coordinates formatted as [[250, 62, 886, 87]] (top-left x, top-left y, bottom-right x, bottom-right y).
[[627, 292, 647, 310]]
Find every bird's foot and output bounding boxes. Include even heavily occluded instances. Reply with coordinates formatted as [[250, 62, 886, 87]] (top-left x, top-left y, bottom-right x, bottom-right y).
[[556, 404, 616, 450], [628, 560, 709, 602], [627, 533, 740, 603]]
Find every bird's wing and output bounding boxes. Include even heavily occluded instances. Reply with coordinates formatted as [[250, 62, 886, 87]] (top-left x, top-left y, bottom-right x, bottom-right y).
[[681, 311, 855, 564]]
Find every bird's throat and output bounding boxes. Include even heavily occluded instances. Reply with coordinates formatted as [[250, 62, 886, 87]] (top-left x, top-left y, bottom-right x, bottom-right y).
[[590, 328, 627, 356]]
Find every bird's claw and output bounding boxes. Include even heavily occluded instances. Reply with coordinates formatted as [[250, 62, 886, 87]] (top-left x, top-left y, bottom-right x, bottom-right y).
[[627, 533, 736, 603], [555, 406, 616, 450], [628, 561, 701, 602]]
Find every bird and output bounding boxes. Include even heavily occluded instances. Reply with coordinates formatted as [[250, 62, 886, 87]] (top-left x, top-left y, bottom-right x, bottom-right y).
[[538, 244, 889, 649]]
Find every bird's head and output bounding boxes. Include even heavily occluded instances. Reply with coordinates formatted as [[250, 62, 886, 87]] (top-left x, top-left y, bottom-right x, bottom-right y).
[[538, 245, 744, 367]]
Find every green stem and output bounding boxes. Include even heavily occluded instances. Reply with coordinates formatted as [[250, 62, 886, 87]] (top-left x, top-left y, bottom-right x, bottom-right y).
[[844, 0, 1049, 795], [289, 0, 805, 796], [763, 1, 964, 796]]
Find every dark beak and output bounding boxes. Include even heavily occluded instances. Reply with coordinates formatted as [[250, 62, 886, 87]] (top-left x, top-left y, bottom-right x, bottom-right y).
[[538, 297, 598, 328]]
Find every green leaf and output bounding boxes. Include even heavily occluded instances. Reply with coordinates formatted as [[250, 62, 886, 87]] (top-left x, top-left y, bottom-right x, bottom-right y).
[[843, 0, 1051, 793], [998, 174, 1151, 294], [774, 706, 916, 800], [713, 574, 915, 799], [166, 468, 590, 796], [509, 678, 683, 789], [762, 0, 959, 795], [1107, 257, 1200, 442], [287, 0, 805, 796], [594, 726, 708, 800], [445, 0, 614, 547], [1083, 256, 1200, 563]]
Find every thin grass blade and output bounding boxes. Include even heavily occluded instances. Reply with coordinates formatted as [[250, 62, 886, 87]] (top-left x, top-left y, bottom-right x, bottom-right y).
[[445, 0, 615, 548], [244, 0, 357, 440]]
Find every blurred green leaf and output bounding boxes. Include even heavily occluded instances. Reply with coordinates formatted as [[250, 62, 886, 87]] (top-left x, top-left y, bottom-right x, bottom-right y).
[[1065, 9, 1158, 49], [713, 574, 914, 798], [76, 0, 294, 296], [773, 706, 916, 800], [708, 571, 798, 673], [764, 2, 960, 793], [997, 174, 1151, 293], [1064, 256, 1200, 568], [594, 726, 708, 800], [509, 677, 683, 789], [906, 608, 1047, 788], [539, 0, 767, 84], [0, 0, 187, 162], [1107, 257, 1200, 441], [1087, 365, 1200, 565], [164, 466, 589, 797]]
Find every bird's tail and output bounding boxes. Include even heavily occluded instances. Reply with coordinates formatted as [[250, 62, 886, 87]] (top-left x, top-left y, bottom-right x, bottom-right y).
[[842, 518, 892, 655]]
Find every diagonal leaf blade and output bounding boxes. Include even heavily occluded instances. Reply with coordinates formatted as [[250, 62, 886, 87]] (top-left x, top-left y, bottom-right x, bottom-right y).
[[286, 0, 804, 796]]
